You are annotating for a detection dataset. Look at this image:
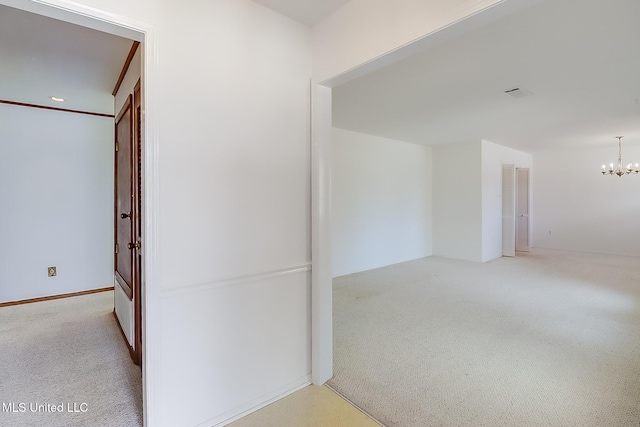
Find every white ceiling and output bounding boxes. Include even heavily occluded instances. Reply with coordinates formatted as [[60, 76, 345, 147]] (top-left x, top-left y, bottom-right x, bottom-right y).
[[3, 0, 637, 149], [332, 0, 640, 151], [0, 5, 134, 114], [251, 0, 350, 26]]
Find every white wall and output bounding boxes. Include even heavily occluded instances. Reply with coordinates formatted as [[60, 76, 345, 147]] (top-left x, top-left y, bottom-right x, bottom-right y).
[[432, 141, 482, 262], [531, 145, 640, 256], [0, 104, 113, 303], [152, 1, 312, 426], [332, 128, 432, 277], [5, 0, 312, 425], [481, 140, 533, 262]]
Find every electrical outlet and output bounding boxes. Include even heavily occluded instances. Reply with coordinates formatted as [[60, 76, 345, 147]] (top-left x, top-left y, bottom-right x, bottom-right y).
[[48, 266, 57, 277]]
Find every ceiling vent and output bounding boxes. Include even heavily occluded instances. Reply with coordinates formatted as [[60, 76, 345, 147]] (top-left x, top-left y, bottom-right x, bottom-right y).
[[504, 87, 533, 98]]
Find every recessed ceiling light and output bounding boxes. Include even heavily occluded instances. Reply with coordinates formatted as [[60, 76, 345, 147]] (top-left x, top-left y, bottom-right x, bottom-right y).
[[50, 96, 64, 102]]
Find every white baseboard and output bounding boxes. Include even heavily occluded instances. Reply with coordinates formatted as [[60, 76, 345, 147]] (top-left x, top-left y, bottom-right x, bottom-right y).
[[194, 374, 312, 427]]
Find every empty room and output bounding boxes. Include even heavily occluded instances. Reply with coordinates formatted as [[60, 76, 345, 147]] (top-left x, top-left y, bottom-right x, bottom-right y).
[[1, 0, 638, 426], [328, 0, 640, 425]]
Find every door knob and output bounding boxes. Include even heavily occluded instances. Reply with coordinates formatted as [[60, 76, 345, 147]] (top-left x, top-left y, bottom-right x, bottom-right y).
[[127, 241, 141, 250], [121, 212, 131, 219]]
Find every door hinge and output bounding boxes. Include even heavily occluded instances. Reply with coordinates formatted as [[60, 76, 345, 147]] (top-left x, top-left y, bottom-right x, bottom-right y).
[[115, 243, 119, 254], [115, 141, 119, 152]]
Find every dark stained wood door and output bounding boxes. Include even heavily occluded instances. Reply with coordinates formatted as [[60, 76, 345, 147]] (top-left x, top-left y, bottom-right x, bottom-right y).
[[115, 89, 143, 367], [115, 96, 135, 301]]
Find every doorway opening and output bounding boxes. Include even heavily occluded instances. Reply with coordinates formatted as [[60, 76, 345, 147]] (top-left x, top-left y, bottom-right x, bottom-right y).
[[502, 165, 531, 256], [515, 167, 531, 253], [0, 0, 152, 424]]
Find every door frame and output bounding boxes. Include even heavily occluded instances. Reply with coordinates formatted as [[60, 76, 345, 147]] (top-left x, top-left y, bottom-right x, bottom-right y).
[[310, 83, 333, 384], [133, 79, 143, 366], [0, 1, 160, 425], [309, 0, 538, 386]]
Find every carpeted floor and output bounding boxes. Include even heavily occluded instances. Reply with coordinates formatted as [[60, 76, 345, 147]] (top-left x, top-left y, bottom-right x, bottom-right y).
[[0, 291, 142, 427], [329, 248, 640, 427]]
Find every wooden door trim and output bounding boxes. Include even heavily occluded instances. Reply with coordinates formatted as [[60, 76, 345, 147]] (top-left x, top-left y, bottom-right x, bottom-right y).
[[0, 287, 114, 308], [112, 41, 140, 96], [132, 79, 143, 366], [116, 95, 133, 123], [0, 99, 114, 118]]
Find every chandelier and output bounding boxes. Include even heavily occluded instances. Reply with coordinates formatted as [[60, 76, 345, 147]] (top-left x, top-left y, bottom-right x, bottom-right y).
[[601, 136, 639, 177]]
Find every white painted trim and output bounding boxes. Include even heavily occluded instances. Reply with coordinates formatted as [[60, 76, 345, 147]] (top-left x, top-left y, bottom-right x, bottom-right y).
[[197, 375, 312, 427], [0, 2, 160, 426], [140, 26, 160, 427], [333, 256, 430, 280], [314, 0, 503, 84], [0, 0, 144, 40], [159, 264, 312, 298], [311, 82, 333, 385], [318, 0, 544, 87]]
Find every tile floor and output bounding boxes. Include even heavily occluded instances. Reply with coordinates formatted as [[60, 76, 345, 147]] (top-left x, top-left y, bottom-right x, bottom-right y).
[[228, 385, 381, 427]]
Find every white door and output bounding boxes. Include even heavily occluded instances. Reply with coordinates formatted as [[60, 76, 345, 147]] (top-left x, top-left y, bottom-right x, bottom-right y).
[[502, 164, 516, 257], [516, 168, 530, 252]]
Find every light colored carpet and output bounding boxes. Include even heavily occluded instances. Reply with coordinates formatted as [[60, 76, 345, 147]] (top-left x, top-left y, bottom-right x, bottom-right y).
[[329, 249, 640, 427], [0, 291, 142, 427]]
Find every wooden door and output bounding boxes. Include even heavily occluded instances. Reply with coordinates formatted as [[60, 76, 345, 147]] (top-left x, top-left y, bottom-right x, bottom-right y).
[[115, 94, 141, 365], [115, 95, 134, 299], [515, 168, 530, 252]]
